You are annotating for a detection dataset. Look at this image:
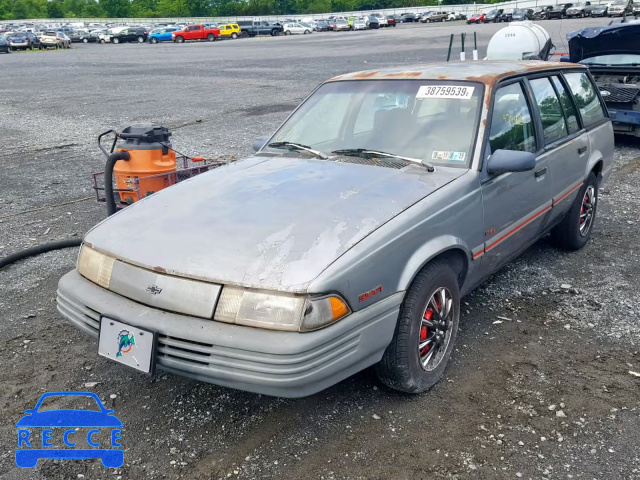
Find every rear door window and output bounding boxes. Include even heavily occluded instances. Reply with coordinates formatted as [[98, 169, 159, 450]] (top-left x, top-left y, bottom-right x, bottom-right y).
[[550, 76, 580, 134], [529, 77, 568, 145], [489, 82, 537, 153], [564, 72, 606, 127]]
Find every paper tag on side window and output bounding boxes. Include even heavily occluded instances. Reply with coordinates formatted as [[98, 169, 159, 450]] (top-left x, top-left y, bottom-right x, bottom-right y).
[[416, 85, 475, 100]]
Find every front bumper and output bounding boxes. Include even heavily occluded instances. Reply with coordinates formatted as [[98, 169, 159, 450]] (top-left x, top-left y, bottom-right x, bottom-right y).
[[57, 270, 402, 398]]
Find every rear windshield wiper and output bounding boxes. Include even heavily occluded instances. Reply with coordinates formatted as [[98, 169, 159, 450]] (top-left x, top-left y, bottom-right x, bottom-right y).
[[267, 142, 328, 159], [332, 148, 435, 172]]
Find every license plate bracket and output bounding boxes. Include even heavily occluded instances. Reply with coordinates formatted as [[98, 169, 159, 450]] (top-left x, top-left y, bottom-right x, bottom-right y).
[[98, 317, 156, 375]]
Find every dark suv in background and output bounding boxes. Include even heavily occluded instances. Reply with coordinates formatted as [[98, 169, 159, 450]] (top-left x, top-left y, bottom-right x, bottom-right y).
[[548, 3, 574, 18], [111, 27, 148, 44], [485, 9, 504, 22]]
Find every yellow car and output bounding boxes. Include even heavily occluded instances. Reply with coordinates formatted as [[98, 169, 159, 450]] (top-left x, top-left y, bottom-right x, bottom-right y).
[[218, 24, 241, 39]]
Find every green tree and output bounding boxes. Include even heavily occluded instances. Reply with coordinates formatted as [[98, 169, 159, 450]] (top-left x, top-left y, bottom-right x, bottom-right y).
[[130, 0, 158, 17], [47, 0, 66, 18], [100, 0, 131, 16], [82, 0, 105, 16]]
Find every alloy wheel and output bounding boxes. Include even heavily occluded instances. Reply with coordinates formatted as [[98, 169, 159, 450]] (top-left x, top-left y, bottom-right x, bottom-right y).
[[579, 185, 596, 236], [418, 287, 454, 371]]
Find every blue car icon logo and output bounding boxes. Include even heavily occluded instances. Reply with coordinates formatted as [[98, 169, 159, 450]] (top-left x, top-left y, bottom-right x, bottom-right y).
[[16, 391, 123, 468]]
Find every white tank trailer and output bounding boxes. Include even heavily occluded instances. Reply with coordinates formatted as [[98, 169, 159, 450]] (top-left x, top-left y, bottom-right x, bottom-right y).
[[486, 21, 554, 61]]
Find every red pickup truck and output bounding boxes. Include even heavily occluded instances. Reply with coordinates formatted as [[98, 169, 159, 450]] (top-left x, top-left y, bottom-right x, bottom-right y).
[[172, 24, 220, 43]]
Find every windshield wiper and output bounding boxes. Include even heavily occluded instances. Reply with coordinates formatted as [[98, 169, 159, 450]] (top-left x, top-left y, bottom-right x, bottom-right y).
[[331, 148, 435, 172], [267, 142, 328, 159]]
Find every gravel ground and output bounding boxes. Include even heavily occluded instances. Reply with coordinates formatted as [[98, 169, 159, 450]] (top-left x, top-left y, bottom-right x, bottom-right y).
[[1, 18, 639, 480]]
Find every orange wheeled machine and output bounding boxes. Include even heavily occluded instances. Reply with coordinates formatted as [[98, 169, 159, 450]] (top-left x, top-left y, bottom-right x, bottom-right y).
[[93, 124, 226, 215]]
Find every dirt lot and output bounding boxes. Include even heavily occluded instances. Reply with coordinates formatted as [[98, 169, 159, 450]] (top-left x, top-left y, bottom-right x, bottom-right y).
[[0, 18, 639, 480]]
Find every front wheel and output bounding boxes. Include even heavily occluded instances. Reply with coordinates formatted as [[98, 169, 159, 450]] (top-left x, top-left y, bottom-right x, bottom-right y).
[[376, 261, 460, 393], [231, 32, 238, 39], [83, 38, 88, 43], [113, 37, 119, 44], [552, 173, 598, 250], [150, 37, 158, 44], [175, 36, 184, 43], [285, 30, 291, 35]]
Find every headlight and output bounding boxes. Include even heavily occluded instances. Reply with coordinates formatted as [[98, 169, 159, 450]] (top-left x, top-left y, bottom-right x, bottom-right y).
[[214, 286, 350, 331], [77, 244, 114, 288]]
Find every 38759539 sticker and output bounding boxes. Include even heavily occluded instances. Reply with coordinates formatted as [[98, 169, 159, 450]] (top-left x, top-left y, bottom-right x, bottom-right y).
[[416, 85, 475, 100]]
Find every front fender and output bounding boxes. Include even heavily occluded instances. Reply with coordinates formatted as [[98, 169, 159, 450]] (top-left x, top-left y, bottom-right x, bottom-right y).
[[397, 235, 472, 292]]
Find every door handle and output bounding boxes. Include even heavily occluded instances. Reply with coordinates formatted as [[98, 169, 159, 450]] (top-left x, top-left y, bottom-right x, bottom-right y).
[[578, 146, 587, 154], [535, 167, 547, 178]]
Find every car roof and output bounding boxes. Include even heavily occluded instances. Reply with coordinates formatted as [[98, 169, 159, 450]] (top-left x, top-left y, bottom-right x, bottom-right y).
[[328, 61, 584, 85]]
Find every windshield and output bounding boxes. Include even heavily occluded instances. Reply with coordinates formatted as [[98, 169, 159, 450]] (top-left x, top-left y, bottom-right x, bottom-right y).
[[266, 80, 482, 168], [612, 1, 626, 4], [580, 53, 640, 65]]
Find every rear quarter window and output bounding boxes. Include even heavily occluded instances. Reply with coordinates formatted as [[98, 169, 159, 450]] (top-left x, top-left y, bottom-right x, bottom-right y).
[[564, 71, 606, 127]]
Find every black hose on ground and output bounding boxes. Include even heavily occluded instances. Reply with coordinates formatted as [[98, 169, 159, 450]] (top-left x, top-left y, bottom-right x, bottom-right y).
[[0, 239, 82, 270], [104, 150, 131, 216], [0, 149, 131, 270]]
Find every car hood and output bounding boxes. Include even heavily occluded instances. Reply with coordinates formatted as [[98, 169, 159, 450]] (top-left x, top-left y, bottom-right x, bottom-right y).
[[84, 156, 465, 292], [16, 410, 123, 427], [567, 23, 640, 62]]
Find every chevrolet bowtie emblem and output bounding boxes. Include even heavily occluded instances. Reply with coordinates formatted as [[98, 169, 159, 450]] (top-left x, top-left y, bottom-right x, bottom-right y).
[[146, 285, 162, 295]]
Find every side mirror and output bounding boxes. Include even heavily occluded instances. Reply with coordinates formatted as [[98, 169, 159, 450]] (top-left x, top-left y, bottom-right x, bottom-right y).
[[487, 149, 536, 174], [253, 135, 270, 152]]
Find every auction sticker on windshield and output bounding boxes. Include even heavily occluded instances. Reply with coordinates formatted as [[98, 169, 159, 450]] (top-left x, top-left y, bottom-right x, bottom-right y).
[[416, 85, 475, 99], [432, 151, 466, 162]]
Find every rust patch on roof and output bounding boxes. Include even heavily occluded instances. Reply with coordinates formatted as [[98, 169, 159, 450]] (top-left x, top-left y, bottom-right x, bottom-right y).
[[350, 71, 380, 79], [382, 71, 423, 78], [153, 266, 168, 273]]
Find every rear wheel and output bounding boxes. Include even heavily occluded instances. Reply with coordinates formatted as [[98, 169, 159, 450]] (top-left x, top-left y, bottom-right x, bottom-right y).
[[552, 173, 598, 250], [231, 32, 238, 39], [376, 260, 460, 393], [99, 39, 105, 43], [83, 38, 89, 43], [137, 36, 144, 43], [207, 33, 214, 41]]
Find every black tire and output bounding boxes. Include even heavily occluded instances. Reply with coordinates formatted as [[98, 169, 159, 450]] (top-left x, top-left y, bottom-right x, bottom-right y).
[[175, 36, 184, 43], [113, 37, 119, 44], [83, 38, 88, 43], [376, 260, 460, 393], [207, 33, 214, 41], [552, 173, 598, 250], [285, 30, 291, 35], [100, 39, 105, 44], [150, 37, 158, 44], [137, 36, 144, 43], [231, 32, 238, 39]]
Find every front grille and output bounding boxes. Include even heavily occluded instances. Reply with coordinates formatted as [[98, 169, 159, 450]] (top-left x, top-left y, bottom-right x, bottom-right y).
[[598, 83, 640, 104], [335, 157, 408, 169]]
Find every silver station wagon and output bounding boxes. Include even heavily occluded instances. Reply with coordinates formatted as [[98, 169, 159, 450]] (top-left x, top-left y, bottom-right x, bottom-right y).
[[58, 61, 614, 397]]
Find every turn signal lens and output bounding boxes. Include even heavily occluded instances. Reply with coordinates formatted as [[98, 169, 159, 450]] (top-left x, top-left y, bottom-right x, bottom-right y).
[[77, 245, 114, 288], [300, 295, 351, 332]]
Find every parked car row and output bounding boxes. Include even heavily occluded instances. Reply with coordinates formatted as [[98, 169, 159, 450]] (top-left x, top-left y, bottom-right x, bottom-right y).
[[0, 30, 71, 52], [466, 1, 637, 23]]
